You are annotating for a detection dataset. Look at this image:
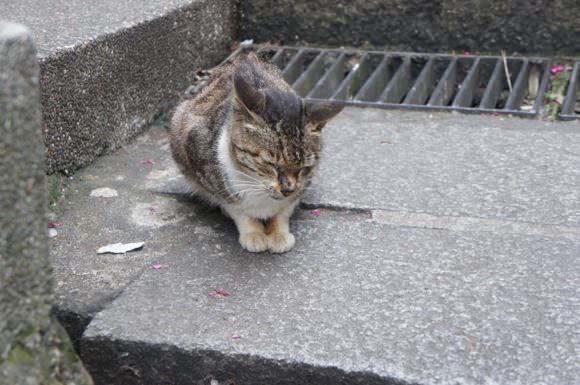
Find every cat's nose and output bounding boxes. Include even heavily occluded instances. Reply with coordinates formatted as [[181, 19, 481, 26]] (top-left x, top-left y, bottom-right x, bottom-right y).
[[279, 174, 296, 196]]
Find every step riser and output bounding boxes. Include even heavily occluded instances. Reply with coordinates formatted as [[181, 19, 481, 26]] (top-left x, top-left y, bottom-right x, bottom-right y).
[[39, 0, 236, 175], [81, 338, 391, 385], [241, 1, 580, 56]]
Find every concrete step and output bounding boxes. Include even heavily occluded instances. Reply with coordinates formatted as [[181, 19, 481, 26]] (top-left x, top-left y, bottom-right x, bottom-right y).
[[48, 108, 580, 384], [0, 0, 236, 174]]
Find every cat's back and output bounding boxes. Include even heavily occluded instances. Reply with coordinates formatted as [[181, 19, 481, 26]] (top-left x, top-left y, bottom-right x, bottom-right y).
[[170, 53, 290, 173], [169, 61, 235, 184], [171, 62, 232, 148]]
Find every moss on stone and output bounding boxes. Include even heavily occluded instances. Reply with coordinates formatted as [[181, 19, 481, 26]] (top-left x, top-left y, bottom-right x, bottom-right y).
[[0, 319, 93, 385], [47, 174, 62, 205]]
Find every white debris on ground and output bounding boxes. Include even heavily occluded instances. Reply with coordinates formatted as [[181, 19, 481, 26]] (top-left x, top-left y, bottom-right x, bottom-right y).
[[90, 187, 118, 198], [97, 242, 144, 254]]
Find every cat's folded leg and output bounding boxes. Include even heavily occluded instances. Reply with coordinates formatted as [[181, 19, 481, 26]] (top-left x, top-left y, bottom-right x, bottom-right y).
[[265, 200, 298, 253], [222, 204, 269, 252]]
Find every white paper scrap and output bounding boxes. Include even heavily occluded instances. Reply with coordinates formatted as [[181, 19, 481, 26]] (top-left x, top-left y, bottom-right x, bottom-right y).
[[97, 242, 144, 254]]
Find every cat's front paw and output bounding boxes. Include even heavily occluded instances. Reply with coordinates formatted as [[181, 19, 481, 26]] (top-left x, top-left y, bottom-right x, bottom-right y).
[[239, 232, 269, 252], [267, 232, 295, 253]]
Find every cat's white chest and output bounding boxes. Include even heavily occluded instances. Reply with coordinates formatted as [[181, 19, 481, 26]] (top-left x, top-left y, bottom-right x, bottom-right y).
[[217, 127, 296, 219], [238, 192, 293, 219]]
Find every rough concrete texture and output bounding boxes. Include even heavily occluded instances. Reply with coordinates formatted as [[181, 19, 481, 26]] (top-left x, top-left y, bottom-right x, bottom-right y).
[[239, 0, 580, 55], [46, 109, 580, 384], [0, 22, 92, 385], [47, 126, 199, 330], [303, 108, 580, 227], [1, 0, 236, 174], [83, 217, 579, 385]]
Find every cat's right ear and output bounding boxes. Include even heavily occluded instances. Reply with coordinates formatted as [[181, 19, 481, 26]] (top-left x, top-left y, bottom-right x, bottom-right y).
[[233, 72, 264, 114], [304, 100, 345, 134]]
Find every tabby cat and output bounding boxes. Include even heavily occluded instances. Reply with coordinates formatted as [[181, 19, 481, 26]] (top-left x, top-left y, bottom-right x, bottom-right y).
[[170, 53, 343, 253]]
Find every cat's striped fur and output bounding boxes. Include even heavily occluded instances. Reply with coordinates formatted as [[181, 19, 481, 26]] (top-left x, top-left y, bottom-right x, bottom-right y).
[[170, 53, 343, 253]]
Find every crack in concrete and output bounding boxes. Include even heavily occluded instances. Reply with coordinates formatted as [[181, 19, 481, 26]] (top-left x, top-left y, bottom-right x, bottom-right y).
[[371, 209, 580, 241]]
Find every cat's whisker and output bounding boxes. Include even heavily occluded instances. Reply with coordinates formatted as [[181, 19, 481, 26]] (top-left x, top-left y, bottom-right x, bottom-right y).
[[217, 186, 253, 198], [231, 183, 266, 190], [230, 187, 266, 199], [231, 169, 266, 185], [228, 180, 263, 188], [229, 184, 261, 190]]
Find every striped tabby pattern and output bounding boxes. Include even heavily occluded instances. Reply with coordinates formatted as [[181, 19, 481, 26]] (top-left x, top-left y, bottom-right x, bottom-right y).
[[171, 53, 343, 253]]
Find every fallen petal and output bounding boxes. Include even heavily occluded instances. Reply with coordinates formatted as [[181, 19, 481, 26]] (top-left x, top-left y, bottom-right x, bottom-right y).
[[141, 159, 155, 166], [47, 220, 60, 228], [232, 334, 241, 340], [310, 209, 322, 217], [550, 65, 565, 75], [209, 288, 231, 297], [152, 263, 163, 270], [97, 242, 145, 254]]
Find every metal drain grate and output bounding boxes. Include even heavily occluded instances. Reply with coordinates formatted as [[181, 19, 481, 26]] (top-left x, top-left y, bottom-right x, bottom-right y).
[[560, 62, 580, 120], [232, 45, 552, 118]]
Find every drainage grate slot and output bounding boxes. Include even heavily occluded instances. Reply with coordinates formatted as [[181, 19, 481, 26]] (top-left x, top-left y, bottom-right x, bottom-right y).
[[390, 57, 430, 103], [331, 54, 385, 101], [308, 53, 349, 99], [428, 57, 474, 106], [479, 59, 508, 109], [356, 56, 404, 102], [452, 58, 495, 108], [282, 50, 320, 85], [483, 59, 524, 109], [560, 62, 580, 120], [379, 58, 412, 103], [293, 51, 340, 97], [505, 60, 530, 110], [529, 61, 551, 113], [230, 45, 553, 118], [404, 57, 452, 105]]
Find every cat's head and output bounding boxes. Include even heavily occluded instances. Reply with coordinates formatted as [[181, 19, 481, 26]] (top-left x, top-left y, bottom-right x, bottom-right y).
[[230, 63, 343, 200]]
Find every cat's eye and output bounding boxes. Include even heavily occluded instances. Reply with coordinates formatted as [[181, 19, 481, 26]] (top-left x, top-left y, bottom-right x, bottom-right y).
[[261, 159, 277, 167], [299, 166, 312, 175]]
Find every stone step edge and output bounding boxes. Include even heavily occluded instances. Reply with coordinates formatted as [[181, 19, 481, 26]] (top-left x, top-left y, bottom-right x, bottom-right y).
[[38, 0, 236, 175], [80, 335, 395, 385]]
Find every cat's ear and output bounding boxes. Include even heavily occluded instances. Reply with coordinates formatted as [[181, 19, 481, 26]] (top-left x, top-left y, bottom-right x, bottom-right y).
[[304, 100, 344, 134], [233, 72, 264, 114]]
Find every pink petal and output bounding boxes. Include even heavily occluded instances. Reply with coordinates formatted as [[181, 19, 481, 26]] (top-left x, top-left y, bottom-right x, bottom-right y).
[[491, 112, 500, 117], [462, 50, 471, 56], [152, 263, 163, 270], [47, 220, 60, 228], [141, 159, 155, 166], [149, 203, 160, 213], [232, 334, 241, 340], [310, 209, 322, 217], [550, 65, 565, 75], [209, 288, 231, 297]]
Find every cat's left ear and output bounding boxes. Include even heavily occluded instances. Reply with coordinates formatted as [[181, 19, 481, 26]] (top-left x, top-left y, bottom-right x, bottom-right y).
[[233, 72, 264, 114], [304, 100, 345, 134]]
